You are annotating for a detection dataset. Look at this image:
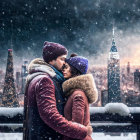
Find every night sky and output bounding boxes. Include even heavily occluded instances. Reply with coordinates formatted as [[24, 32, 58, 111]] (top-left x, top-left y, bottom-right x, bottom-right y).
[[0, 0, 140, 68]]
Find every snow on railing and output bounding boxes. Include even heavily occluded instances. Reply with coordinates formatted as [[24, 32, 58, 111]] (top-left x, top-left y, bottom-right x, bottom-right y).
[[0, 104, 140, 117], [90, 103, 140, 116], [0, 105, 140, 140], [0, 107, 23, 118]]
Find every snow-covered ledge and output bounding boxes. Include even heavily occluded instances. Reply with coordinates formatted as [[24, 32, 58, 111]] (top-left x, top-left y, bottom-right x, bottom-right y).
[[0, 107, 23, 118], [0, 103, 140, 118], [105, 103, 130, 116], [90, 103, 140, 116]]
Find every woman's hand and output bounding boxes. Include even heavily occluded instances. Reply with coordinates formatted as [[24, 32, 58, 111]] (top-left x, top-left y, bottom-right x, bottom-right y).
[[86, 125, 93, 136]]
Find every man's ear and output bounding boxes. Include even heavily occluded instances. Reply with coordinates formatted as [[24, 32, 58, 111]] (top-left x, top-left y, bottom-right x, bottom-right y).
[[49, 60, 55, 65]]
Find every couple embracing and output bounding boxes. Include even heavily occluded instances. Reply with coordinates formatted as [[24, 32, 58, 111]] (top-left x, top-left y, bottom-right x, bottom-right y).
[[23, 41, 98, 140]]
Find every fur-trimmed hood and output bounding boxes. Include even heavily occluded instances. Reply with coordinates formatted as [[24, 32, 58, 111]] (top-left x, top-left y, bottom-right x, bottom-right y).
[[26, 58, 56, 83], [62, 74, 98, 104], [28, 58, 56, 77]]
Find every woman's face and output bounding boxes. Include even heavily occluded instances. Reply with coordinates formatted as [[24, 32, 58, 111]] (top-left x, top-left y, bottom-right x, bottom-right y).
[[62, 63, 72, 79]]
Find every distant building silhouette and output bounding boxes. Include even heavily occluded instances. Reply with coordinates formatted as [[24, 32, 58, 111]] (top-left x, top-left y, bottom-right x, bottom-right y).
[[134, 69, 140, 90], [127, 62, 130, 75], [16, 72, 21, 93], [107, 28, 121, 103], [2, 49, 19, 107], [101, 90, 108, 106], [121, 90, 140, 107], [21, 61, 28, 94]]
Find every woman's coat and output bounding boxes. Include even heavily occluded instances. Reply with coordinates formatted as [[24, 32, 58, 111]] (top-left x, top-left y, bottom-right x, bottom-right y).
[[62, 74, 98, 140]]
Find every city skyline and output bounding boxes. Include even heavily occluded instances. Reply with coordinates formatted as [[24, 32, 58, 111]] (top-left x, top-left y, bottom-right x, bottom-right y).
[[0, 27, 139, 107]]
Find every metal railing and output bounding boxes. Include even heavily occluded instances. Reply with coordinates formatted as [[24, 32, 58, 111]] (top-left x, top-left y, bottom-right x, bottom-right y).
[[0, 107, 140, 139]]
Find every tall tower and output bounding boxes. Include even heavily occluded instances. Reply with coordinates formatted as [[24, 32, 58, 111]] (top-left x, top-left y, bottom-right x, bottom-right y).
[[134, 69, 140, 90], [16, 72, 21, 93], [108, 28, 121, 102], [21, 61, 28, 94], [2, 49, 19, 107], [127, 62, 130, 75]]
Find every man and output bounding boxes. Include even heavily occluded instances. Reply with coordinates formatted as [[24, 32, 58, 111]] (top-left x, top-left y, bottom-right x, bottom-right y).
[[23, 41, 92, 140]]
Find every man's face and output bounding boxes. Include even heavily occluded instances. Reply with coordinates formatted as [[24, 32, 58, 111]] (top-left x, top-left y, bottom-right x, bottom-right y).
[[50, 55, 67, 71]]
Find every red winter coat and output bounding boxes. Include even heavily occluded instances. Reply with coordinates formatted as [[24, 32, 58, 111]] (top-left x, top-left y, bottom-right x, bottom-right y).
[[23, 58, 88, 140], [62, 74, 98, 140]]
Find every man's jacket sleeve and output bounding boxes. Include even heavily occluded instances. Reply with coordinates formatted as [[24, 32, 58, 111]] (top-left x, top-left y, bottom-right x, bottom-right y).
[[35, 76, 88, 139]]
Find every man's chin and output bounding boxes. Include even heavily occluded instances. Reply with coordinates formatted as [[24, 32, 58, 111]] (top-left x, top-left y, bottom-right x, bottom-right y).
[[53, 64, 62, 71], [58, 67, 64, 72]]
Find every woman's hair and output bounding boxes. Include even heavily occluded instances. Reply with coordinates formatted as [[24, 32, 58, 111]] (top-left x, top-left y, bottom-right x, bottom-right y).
[[70, 65, 82, 77], [69, 53, 82, 77], [70, 53, 78, 57], [62, 53, 82, 77]]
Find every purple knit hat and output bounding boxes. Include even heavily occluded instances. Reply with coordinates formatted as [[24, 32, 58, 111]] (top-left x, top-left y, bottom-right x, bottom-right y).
[[66, 56, 88, 74], [43, 41, 68, 63]]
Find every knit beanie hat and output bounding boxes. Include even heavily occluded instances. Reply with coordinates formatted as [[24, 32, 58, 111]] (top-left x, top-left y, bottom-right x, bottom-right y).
[[43, 41, 68, 63], [66, 56, 88, 74]]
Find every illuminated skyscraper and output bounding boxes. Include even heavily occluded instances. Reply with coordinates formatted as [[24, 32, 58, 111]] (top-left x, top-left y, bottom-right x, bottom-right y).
[[2, 49, 19, 107], [108, 28, 121, 102]]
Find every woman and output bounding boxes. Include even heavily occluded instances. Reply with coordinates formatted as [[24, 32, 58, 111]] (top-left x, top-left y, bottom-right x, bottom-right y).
[[62, 54, 98, 140]]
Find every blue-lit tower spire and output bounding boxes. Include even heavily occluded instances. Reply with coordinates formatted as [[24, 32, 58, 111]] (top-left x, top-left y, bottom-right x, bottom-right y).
[[108, 27, 121, 102]]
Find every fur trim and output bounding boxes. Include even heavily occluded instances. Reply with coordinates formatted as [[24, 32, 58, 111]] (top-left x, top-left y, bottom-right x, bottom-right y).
[[26, 72, 46, 86], [62, 74, 98, 104], [28, 58, 56, 77]]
